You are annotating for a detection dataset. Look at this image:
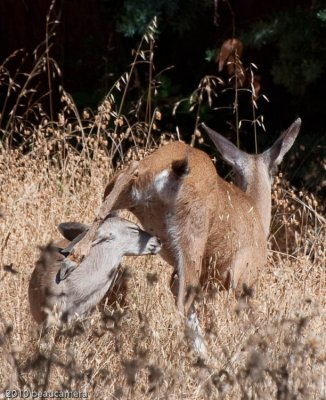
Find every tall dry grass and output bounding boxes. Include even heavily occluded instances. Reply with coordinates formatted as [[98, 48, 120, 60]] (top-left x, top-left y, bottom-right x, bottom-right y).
[[0, 15, 325, 399], [0, 145, 325, 398]]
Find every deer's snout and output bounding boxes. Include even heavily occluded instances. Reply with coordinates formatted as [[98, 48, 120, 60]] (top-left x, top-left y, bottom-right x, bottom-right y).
[[147, 236, 162, 254]]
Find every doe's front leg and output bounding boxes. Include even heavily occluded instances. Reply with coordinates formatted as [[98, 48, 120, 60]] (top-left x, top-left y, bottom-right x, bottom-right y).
[[176, 240, 207, 357]]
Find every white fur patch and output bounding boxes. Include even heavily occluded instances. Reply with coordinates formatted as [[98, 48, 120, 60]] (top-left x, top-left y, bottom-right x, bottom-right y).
[[154, 169, 170, 193], [131, 185, 142, 202], [153, 169, 180, 205], [187, 310, 207, 357], [132, 169, 172, 202]]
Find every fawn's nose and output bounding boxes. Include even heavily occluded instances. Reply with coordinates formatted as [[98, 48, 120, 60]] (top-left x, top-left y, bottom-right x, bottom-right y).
[[148, 236, 162, 254]]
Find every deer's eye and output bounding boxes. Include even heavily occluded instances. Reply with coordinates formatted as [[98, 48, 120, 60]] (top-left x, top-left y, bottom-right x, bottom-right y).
[[129, 227, 140, 235], [92, 232, 115, 246], [102, 232, 115, 241], [107, 232, 115, 241]]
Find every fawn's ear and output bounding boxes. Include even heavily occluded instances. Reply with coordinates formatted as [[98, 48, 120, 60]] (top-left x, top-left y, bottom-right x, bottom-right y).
[[264, 118, 301, 171], [201, 123, 249, 174], [56, 259, 77, 283], [57, 228, 88, 281], [58, 222, 90, 241], [59, 230, 88, 257]]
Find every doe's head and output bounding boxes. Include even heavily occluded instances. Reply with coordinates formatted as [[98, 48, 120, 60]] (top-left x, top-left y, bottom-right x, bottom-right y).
[[201, 118, 301, 191]]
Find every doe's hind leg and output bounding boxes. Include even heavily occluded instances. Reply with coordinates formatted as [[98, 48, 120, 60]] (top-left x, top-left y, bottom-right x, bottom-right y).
[[230, 248, 261, 297]]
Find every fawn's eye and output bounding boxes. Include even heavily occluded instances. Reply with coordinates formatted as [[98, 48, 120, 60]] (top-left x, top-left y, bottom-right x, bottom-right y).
[[92, 232, 115, 246], [102, 232, 115, 241], [107, 232, 115, 240], [129, 227, 140, 235]]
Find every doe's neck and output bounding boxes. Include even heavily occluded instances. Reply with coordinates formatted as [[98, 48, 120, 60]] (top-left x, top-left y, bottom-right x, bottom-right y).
[[246, 182, 271, 238], [236, 159, 272, 239]]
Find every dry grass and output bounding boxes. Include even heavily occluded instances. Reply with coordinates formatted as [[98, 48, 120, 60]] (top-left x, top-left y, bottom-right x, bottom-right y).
[[0, 141, 325, 399], [0, 15, 325, 398]]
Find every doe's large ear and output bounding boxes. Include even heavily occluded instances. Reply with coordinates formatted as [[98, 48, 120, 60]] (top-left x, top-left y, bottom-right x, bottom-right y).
[[58, 222, 90, 241], [264, 118, 301, 170], [201, 123, 249, 172]]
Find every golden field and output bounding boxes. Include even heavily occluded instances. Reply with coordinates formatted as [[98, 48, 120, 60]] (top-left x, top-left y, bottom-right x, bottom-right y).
[[0, 139, 325, 399]]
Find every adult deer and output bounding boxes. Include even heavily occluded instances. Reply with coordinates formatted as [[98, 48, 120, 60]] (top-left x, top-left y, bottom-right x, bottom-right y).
[[29, 216, 161, 324], [65, 119, 301, 353]]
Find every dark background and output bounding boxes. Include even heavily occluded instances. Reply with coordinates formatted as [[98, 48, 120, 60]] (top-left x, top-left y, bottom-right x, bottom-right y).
[[0, 0, 325, 194]]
